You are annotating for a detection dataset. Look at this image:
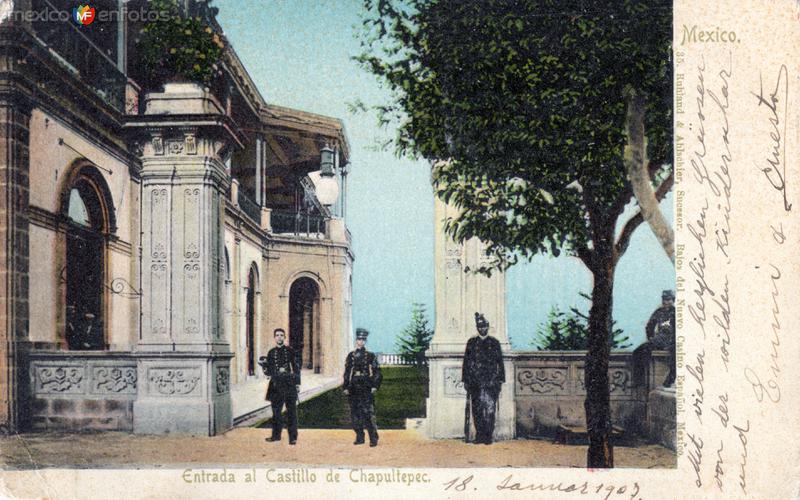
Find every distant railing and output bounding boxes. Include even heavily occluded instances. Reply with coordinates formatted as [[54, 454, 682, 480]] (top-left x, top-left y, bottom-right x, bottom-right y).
[[378, 353, 414, 366], [271, 210, 326, 237], [30, 2, 126, 113], [237, 191, 261, 223]]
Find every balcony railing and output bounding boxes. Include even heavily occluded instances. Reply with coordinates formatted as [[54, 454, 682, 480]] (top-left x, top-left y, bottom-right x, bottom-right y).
[[30, 2, 126, 113], [237, 191, 261, 223], [271, 210, 326, 237]]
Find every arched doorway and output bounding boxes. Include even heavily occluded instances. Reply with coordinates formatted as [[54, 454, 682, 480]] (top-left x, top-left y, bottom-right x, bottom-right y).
[[289, 277, 321, 372], [245, 264, 258, 376], [62, 167, 114, 350]]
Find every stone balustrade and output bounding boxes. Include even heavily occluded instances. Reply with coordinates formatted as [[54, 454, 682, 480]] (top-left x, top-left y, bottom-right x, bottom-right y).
[[26, 351, 138, 431], [513, 350, 670, 438]]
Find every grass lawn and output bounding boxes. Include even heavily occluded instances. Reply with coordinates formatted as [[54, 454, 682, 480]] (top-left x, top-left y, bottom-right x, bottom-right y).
[[260, 366, 428, 429]]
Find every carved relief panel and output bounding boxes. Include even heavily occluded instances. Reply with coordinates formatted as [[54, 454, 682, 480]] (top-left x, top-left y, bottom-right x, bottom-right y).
[[147, 368, 202, 396], [443, 366, 467, 397], [516, 367, 569, 396]]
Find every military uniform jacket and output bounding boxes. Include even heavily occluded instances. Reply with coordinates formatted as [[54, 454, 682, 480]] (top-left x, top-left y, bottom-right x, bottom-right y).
[[265, 345, 300, 400], [462, 335, 505, 390], [343, 348, 382, 392], [646, 305, 676, 349]]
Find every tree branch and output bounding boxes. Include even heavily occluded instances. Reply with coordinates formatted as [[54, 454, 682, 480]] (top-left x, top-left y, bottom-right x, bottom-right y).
[[615, 171, 674, 260], [623, 89, 675, 263], [576, 244, 593, 271]]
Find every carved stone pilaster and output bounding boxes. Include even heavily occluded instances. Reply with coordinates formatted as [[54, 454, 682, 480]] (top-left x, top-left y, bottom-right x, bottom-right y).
[[127, 83, 238, 436], [423, 194, 515, 440]]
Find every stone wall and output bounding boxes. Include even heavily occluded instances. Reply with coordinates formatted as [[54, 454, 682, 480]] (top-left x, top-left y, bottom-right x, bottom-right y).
[[27, 352, 137, 431], [513, 351, 670, 438]]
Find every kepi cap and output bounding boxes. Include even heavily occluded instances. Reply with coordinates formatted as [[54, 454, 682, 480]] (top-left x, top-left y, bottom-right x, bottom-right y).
[[356, 328, 369, 341]]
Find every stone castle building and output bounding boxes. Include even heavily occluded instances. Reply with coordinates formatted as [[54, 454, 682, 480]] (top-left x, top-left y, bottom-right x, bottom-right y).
[[0, 0, 353, 435]]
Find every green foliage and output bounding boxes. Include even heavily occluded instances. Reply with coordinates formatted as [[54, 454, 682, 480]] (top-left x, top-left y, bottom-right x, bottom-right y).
[[358, 1, 671, 463], [395, 303, 434, 366], [135, 0, 225, 88], [533, 305, 631, 351], [357, 0, 672, 271]]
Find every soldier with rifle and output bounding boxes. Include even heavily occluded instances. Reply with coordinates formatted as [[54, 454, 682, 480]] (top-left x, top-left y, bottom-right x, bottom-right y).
[[461, 312, 505, 444]]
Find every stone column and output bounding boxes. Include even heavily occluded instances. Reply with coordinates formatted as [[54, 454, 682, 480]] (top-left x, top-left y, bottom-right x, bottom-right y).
[[128, 83, 237, 435], [0, 92, 31, 434], [423, 196, 515, 440]]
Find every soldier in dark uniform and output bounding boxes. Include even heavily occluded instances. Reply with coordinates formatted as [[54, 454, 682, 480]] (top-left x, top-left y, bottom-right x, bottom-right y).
[[462, 312, 505, 445], [633, 290, 676, 387], [343, 328, 382, 447], [260, 328, 301, 445]]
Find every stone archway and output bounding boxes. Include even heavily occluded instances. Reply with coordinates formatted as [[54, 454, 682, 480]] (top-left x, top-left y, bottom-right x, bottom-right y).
[[288, 277, 321, 372]]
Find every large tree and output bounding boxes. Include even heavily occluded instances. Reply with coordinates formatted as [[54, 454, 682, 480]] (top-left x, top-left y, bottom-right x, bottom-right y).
[[358, 0, 672, 467]]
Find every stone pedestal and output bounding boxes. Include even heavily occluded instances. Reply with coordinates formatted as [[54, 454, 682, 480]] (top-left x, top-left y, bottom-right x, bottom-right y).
[[127, 83, 238, 435], [422, 196, 515, 440], [647, 386, 676, 450]]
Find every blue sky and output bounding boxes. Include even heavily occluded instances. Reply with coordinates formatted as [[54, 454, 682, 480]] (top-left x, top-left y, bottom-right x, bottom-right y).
[[216, 0, 675, 353]]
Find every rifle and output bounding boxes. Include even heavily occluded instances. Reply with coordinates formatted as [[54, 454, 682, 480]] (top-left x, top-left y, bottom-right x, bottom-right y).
[[464, 388, 471, 443]]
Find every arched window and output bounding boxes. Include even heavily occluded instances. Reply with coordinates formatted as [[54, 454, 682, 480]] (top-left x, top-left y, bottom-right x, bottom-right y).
[[62, 167, 114, 350]]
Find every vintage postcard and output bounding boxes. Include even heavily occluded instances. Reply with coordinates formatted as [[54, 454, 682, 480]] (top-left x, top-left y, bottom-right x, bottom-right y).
[[0, 0, 797, 498]]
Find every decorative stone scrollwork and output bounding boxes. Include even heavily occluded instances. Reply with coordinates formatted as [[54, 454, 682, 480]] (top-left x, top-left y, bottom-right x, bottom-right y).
[[184, 243, 200, 260], [151, 318, 167, 335], [36, 366, 85, 393], [185, 318, 200, 335], [445, 259, 461, 270], [167, 140, 184, 155], [443, 366, 467, 396], [516, 367, 568, 395], [92, 367, 137, 394], [184, 242, 200, 278], [446, 246, 461, 257], [151, 242, 168, 276], [215, 367, 230, 394], [184, 188, 200, 200], [148, 368, 201, 396], [609, 369, 632, 394], [576, 367, 631, 395], [152, 189, 167, 207]]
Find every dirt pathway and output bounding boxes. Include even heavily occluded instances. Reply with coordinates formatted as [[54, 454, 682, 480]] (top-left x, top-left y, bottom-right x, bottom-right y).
[[0, 428, 675, 469]]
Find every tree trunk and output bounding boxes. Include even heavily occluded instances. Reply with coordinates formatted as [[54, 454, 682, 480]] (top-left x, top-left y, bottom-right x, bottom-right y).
[[624, 90, 674, 263], [585, 252, 615, 468]]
